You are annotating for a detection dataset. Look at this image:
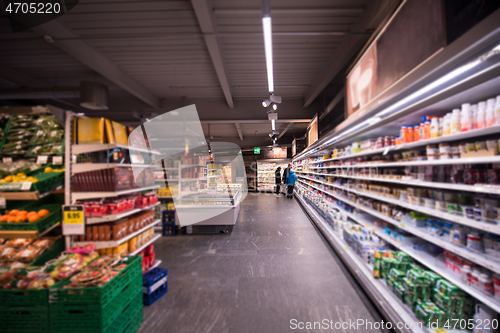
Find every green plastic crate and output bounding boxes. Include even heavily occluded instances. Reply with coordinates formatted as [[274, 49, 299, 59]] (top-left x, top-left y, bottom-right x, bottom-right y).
[[29, 237, 65, 267], [107, 292, 143, 333], [0, 203, 61, 232], [32, 172, 64, 194], [0, 305, 49, 333], [50, 276, 141, 333], [49, 255, 141, 307]]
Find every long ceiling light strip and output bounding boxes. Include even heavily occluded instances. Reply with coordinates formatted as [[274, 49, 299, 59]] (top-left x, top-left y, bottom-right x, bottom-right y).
[[262, 0, 274, 93]]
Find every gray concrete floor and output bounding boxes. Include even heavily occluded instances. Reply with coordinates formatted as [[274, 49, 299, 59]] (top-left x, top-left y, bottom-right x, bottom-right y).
[[139, 193, 384, 333]]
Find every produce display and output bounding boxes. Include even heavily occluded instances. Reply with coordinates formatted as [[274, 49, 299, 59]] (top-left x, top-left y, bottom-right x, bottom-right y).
[[0, 237, 59, 269], [0, 250, 98, 290], [1, 114, 63, 157], [0, 208, 50, 224], [65, 254, 125, 288]]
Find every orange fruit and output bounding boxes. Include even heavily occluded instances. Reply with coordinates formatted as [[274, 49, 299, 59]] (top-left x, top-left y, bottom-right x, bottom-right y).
[[7, 216, 16, 223], [19, 210, 28, 216], [8, 209, 20, 216], [28, 214, 40, 223], [14, 216, 25, 223], [0, 215, 9, 222], [27, 211, 37, 217], [38, 209, 50, 217]]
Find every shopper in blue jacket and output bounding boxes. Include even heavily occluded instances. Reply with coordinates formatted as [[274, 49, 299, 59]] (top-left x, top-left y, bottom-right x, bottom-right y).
[[285, 169, 297, 199]]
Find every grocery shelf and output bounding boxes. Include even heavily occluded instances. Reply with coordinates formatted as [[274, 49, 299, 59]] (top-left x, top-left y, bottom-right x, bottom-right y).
[[146, 260, 162, 273], [309, 155, 500, 169], [334, 198, 500, 274], [297, 178, 500, 235], [332, 173, 500, 195], [130, 234, 161, 255], [72, 143, 161, 155], [86, 202, 160, 225], [72, 185, 160, 201], [73, 219, 161, 249], [155, 179, 178, 182], [158, 196, 173, 200], [71, 163, 150, 174], [0, 221, 61, 239], [305, 125, 500, 164], [181, 164, 205, 168], [377, 231, 500, 313], [294, 194, 424, 333]]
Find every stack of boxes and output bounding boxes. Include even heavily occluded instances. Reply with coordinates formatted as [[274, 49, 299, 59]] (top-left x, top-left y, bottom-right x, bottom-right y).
[[374, 250, 475, 327]]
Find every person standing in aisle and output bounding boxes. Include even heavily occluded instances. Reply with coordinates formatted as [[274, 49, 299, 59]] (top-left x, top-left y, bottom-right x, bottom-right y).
[[283, 164, 291, 185], [285, 169, 298, 199], [275, 167, 282, 195]]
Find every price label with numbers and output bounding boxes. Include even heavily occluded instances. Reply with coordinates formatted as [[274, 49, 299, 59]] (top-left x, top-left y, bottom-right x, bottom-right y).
[[0, 197, 5, 209], [37, 155, 48, 164], [2, 157, 12, 164], [52, 156, 63, 165], [62, 205, 85, 235]]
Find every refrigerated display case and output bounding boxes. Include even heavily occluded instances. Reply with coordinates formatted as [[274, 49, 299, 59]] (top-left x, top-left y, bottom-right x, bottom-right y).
[[293, 12, 500, 332]]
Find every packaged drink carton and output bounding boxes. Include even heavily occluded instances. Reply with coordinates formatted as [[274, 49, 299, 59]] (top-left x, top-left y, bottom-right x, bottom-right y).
[[388, 268, 406, 283], [381, 257, 397, 279], [410, 263, 424, 273], [419, 283, 431, 302], [395, 251, 413, 263], [436, 279, 464, 297], [404, 278, 420, 307], [407, 269, 425, 284], [432, 289, 456, 314], [415, 301, 446, 328], [423, 271, 441, 290], [397, 261, 410, 273], [394, 282, 405, 303], [387, 278, 395, 291]]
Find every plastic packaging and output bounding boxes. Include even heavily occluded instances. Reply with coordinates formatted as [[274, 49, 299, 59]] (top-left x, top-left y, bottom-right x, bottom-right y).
[[430, 117, 439, 138], [443, 113, 451, 136], [424, 120, 431, 140], [477, 101, 486, 129], [471, 104, 478, 130], [479, 273, 493, 295], [467, 232, 483, 252], [451, 109, 461, 134], [486, 98, 496, 128], [438, 117, 444, 137], [461, 265, 471, 284], [495, 96, 500, 126], [470, 268, 480, 288], [461, 103, 472, 132]]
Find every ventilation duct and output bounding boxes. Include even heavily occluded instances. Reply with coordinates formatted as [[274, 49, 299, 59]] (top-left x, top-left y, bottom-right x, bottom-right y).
[[79, 81, 109, 110], [0, 88, 79, 100]]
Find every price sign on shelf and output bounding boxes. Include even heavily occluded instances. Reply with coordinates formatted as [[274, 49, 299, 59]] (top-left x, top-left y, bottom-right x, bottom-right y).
[[37, 155, 49, 164], [2, 157, 12, 164], [20, 182, 32, 191], [62, 205, 85, 235], [52, 156, 63, 165], [0, 197, 5, 209]]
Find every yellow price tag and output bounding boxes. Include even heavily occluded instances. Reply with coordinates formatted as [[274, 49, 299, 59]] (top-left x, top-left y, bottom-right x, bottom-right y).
[[64, 210, 83, 224]]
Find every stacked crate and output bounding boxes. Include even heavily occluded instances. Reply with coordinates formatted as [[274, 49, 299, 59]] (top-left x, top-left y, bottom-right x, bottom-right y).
[[49, 255, 143, 333]]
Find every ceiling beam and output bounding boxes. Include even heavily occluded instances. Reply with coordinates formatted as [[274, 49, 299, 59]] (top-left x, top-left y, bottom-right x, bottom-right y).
[[320, 87, 345, 120], [278, 122, 294, 139], [31, 21, 160, 108], [214, 8, 365, 16], [0, 65, 51, 88], [191, 0, 234, 108], [302, 0, 397, 107], [234, 123, 244, 141]]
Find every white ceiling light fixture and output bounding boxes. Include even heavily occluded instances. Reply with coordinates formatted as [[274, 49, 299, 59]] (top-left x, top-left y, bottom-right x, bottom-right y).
[[262, 0, 274, 93], [271, 119, 276, 130]]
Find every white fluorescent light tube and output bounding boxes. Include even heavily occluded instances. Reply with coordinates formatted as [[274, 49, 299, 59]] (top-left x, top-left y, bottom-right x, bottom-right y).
[[262, 17, 274, 93], [271, 119, 275, 130]]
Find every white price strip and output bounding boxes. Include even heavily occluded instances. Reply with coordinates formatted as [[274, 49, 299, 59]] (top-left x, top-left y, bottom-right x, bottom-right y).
[[0, 197, 5, 209], [21, 182, 32, 191], [52, 156, 63, 165], [37, 155, 49, 164], [2, 157, 12, 164]]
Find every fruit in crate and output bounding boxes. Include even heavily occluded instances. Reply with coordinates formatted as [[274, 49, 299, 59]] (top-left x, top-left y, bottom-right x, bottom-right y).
[[0, 173, 39, 183], [44, 166, 64, 173], [0, 208, 50, 223]]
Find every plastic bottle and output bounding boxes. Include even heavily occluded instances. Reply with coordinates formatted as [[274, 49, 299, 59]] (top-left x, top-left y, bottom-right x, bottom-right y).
[[495, 96, 500, 126], [451, 109, 461, 134], [414, 125, 420, 142], [477, 101, 486, 129], [494, 274, 500, 299], [400, 125, 406, 143], [461, 103, 471, 132], [438, 117, 444, 137], [424, 120, 431, 140], [420, 116, 427, 139], [430, 117, 439, 138], [443, 114, 451, 136], [461, 265, 471, 284], [479, 273, 494, 295], [486, 98, 496, 127], [407, 126, 414, 143], [471, 104, 478, 130], [470, 268, 481, 287]]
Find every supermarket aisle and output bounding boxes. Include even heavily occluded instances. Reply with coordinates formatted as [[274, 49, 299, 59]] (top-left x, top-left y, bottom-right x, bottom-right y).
[[139, 193, 384, 333]]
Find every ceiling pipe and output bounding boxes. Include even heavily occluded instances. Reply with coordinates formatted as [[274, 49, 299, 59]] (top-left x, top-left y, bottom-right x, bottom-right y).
[[0, 88, 79, 100]]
